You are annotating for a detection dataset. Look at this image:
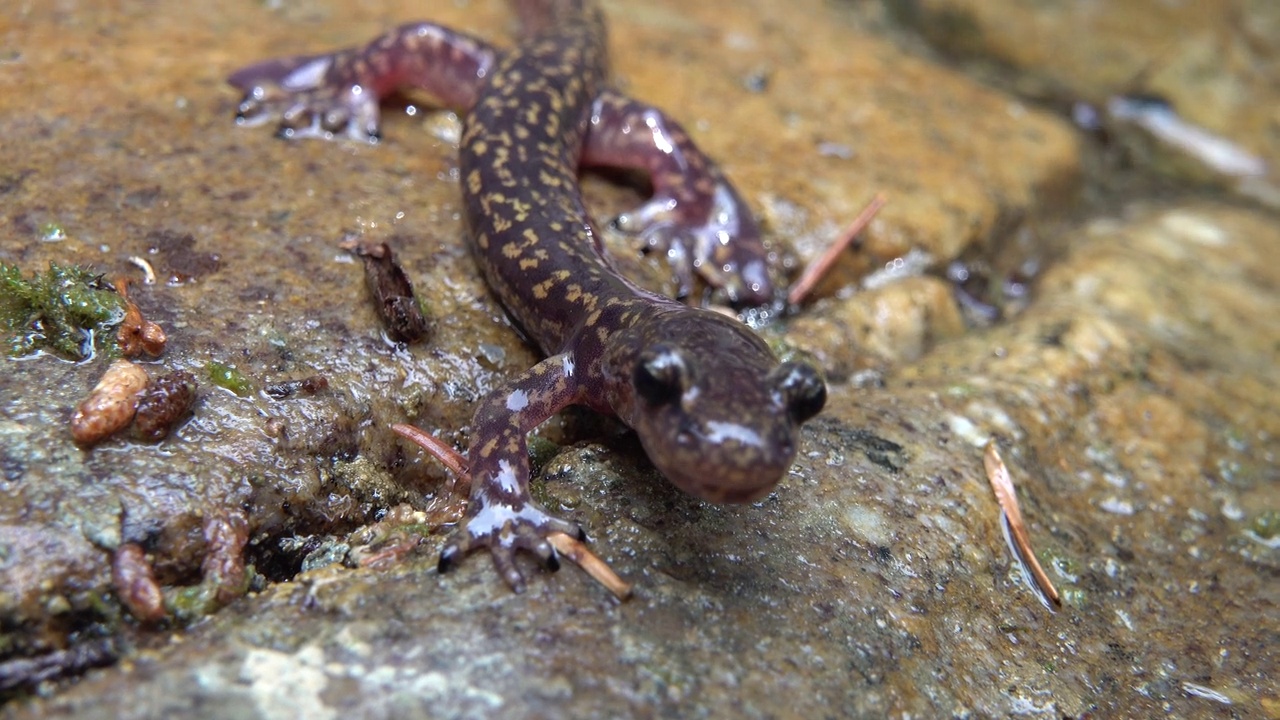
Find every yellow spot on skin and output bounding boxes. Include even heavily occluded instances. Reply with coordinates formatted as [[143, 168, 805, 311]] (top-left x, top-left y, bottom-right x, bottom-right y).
[[519, 257, 539, 270], [472, 140, 488, 155], [479, 437, 498, 458], [480, 193, 506, 215], [502, 243, 521, 259], [565, 284, 581, 302], [533, 280, 553, 300], [511, 198, 531, 222], [467, 170, 482, 194]]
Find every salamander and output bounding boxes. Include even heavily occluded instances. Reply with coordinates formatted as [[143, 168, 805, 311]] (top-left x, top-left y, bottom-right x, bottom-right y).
[[229, 0, 827, 591]]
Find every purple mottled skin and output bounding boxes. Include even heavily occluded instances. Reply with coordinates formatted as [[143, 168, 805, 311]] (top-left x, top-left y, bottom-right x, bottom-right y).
[[229, 0, 827, 591]]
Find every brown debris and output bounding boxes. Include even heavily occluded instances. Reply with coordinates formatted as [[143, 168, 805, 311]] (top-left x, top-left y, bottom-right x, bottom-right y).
[[348, 505, 430, 569], [133, 370, 198, 441], [115, 277, 167, 357], [344, 240, 432, 344], [391, 422, 633, 600], [201, 511, 251, 606], [354, 539, 425, 569], [983, 440, 1061, 611], [70, 359, 151, 446], [264, 374, 329, 399], [112, 543, 167, 622], [787, 193, 887, 306]]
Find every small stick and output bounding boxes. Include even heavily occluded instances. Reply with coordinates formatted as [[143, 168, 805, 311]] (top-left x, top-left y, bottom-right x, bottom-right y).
[[392, 423, 469, 485], [548, 532, 633, 600], [391, 423, 633, 600], [984, 440, 1061, 610], [787, 192, 887, 306], [127, 256, 157, 285]]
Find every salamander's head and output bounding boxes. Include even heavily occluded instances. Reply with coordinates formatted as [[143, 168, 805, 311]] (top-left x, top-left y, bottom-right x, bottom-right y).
[[610, 309, 826, 503]]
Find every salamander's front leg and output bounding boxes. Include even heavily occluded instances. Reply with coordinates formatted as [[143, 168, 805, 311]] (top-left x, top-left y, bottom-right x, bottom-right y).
[[439, 352, 585, 592], [587, 92, 774, 306], [228, 22, 498, 142]]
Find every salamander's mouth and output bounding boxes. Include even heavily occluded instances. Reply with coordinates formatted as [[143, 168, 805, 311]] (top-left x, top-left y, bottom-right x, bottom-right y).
[[642, 418, 796, 505], [702, 482, 777, 504], [664, 466, 783, 504]]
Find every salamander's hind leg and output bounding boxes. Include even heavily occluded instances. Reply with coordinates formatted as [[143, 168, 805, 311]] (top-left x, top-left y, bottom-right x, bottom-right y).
[[228, 22, 498, 142], [586, 91, 775, 306], [438, 353, 586, 592]]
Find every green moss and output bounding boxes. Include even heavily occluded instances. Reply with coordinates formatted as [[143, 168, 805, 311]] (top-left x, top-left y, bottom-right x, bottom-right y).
[[166, 583, 218, 622], [527, 435, 560, 472], [166, 566, 257, 623], [0, 261, 126, 359], [207, 361, 255, 396]]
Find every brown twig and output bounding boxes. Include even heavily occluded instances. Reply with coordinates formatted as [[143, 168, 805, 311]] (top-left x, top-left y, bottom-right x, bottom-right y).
[[392, 423, 469, 483], [391, 423, 633, 599], [984, 440, 1061, 610], [786, 192, 887, 306], [547, 532, 632, 600]]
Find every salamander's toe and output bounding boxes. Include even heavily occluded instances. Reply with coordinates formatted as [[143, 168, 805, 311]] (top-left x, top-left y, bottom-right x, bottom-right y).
[[489, 549, 527, 594], [230, 83, 382, 143], [434, 500, 584, 591]]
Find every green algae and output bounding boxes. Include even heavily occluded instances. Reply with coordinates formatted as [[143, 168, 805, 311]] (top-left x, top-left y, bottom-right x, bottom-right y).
[[165, 565, 257, 623], [206, 361, 255, 397], [0, 262, 126, 360]]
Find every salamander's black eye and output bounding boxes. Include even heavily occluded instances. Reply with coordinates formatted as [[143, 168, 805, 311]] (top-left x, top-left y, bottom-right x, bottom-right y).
[[773, 361, 826, 423], [634, 345, 687, 407]]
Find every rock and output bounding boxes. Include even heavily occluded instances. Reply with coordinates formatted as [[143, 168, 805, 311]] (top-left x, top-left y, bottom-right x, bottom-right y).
[[0, 0, 1275, 717], [896, 0, 1280, 180]]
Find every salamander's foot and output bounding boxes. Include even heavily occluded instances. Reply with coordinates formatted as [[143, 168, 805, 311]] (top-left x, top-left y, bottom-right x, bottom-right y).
[[611, 181, 773, 307], [437, 502, 586, 593], [229, 52, 382, 143]]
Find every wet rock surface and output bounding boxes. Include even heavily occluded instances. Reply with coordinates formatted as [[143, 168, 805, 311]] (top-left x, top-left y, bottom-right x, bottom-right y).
[[896, 0, 1280, 185], [1, 0, 1276, 717]]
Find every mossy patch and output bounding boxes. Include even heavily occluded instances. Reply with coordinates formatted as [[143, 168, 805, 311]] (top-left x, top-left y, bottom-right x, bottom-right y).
[[0, 262, 126, 360], [206, 360, 255, 397]]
